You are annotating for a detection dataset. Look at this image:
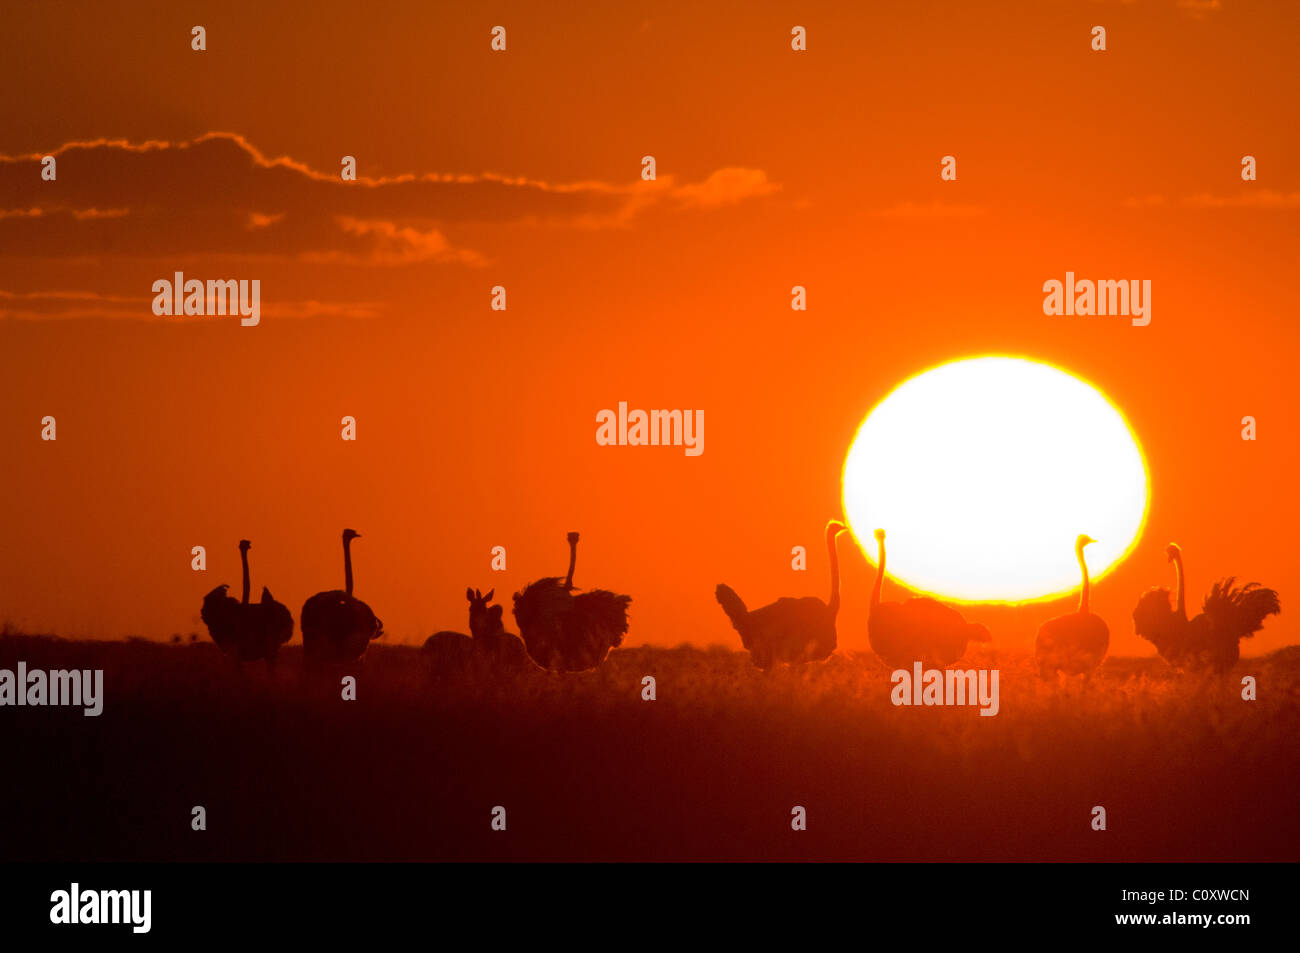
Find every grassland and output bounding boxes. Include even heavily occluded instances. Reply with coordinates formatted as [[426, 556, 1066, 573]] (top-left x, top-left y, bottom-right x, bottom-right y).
[[2, 633, 1297, 861]]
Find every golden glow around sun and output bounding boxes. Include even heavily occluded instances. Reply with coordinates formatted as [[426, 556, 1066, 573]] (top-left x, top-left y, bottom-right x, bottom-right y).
[[842, 356, 1149, 603]]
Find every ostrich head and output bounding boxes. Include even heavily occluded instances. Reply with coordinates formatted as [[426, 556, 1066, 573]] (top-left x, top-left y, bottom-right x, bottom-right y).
[[1165, 543, 1181, 562], [1076, 534, 1096, 549], [873, 528, 886, 542], [566, 532, 580, 545], [826, 519, 848, 537], [238, 539, 251, 552], [343, 528, 361, 542]]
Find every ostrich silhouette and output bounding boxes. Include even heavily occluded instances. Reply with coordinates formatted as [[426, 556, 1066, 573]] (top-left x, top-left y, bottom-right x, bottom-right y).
[[300, 528, 383, 667], [715, 519, 849, 670], [199, 539, 293, 672], [1034, 534, 1109, 677], [1133, 543, 1280, 673], [423, 588, 534, 676], [867, 528, 990, 668], [512, 532, 630, 672]]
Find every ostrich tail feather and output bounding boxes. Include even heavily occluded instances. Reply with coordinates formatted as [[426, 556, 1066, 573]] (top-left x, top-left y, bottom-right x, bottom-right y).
[[714, 584, 748, 630], [1204, 578, 1280, 639]]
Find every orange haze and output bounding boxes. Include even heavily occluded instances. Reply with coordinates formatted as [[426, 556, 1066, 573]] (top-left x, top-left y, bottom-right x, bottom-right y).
[[1, 1, 1296, 656]]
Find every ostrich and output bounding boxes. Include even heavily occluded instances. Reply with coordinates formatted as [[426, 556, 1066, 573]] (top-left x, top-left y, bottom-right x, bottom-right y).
[[715, 519, 849, 670], [301, 528, 383, 667], [199, 539, 294, 671], [868, 528, 991, 668], [422, 588, 534, 676], [512, 532, 630, 672], [1133, 543, 1279, 673], [1034, 534, 1110, 677]]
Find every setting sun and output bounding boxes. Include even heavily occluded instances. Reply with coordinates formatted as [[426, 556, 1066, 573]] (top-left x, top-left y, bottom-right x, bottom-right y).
[[842, 356, 1149, 603]]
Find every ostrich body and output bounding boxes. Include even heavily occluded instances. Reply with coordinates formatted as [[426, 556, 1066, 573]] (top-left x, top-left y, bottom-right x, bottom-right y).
[[1035, 534, 1110, 676], [1133, 544, 1279, 673], [512, 532, 630, 672], [301, 529, 383, 666], [715, 520, 848, 670], [423, 588, 534, 676], [868, 529, 991, 668], [199, 540, 294, 670]]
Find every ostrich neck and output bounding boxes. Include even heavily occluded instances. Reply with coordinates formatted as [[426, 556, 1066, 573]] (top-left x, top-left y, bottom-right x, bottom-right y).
[[1077, 544, 1090, 614], [344, 537, 354, 596], [1172, 553, 1187, 619], [563, 540, 578, 589], [826, 528, 841, 618], [871, 538, 885, 610], [240, 548, 250, 606]]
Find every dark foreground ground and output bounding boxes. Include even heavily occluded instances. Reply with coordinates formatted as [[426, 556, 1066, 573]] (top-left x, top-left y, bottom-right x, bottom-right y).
[[2, 633, 1298, 861]]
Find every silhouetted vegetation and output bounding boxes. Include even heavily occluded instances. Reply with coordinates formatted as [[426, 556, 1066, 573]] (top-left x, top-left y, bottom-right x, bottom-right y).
[[1, 631, 1296, 862]]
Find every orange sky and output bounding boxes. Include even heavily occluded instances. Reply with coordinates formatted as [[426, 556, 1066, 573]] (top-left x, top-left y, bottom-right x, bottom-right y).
[[1, 0, 1296, 655]]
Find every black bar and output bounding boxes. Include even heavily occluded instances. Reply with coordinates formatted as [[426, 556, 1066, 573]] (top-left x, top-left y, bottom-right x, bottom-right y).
[[1, 862, 1284, 942]]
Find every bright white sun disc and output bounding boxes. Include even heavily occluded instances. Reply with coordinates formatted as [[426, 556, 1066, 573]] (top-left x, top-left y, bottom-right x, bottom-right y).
[[841, 356, 1148, 603]]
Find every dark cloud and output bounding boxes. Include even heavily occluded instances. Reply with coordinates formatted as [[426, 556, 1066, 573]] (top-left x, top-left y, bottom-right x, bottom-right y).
[[0, 133, 776, 263]]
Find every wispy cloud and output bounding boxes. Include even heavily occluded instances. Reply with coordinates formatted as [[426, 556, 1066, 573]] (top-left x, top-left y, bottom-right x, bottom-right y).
[[1091, 0, 1221, 17], [1178, 0, 1223, 18], [305, 218, 487, 267], [1123, 190, 1300, 210], [1183, 190, 1300, 209], [671, 168, 780, 210], [0, 288, 381, 321], [0, 132, 778, 262]]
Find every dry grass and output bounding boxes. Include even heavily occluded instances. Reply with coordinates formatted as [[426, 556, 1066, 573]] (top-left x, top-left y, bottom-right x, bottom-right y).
[[2, 631, 1297, 861]]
